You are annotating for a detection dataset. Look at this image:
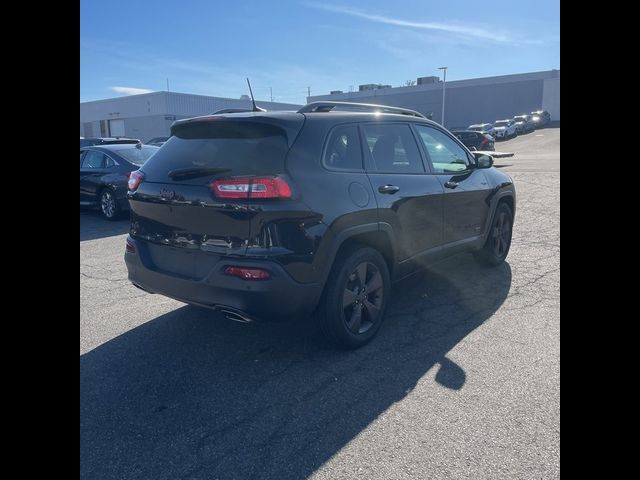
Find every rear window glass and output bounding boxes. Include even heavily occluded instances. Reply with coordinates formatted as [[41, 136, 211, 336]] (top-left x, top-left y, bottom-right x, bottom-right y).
[[323, 125, 363, 171], [142, 121, 289, 181], [116, 146, 159, 166]]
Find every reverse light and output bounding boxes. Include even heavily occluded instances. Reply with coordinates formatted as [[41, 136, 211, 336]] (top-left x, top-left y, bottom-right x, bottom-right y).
[[211, 176, 292, 199], [224, 266, 271, 280], [128, 170, 145, 191]]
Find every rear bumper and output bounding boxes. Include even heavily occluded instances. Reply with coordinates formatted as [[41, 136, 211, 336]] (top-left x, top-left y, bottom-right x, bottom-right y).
[[124, 236, 323, 321]]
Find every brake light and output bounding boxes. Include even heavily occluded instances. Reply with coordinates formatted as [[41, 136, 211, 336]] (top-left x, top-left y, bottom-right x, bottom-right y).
[[211, 176, 292, 199], [128, 170, 145, 191], [224, 266, 271, 280]]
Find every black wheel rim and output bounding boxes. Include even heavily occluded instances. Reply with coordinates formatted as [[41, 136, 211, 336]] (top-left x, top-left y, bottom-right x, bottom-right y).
[[342, 261, 384, 334], [492, 211, 511, 257], [101, 191, 115, 218]]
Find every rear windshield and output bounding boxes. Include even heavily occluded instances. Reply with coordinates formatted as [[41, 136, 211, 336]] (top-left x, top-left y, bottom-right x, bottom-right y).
[[80, 139, 99, 147], [141, 121, 289, 182], [117, 145, 159, 166], [495, 121, 509, 127]]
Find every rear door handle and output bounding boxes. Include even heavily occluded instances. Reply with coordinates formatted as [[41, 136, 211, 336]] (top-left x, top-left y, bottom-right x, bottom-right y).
[[444, 181, 459, 189], [378, 184, 400, 194]]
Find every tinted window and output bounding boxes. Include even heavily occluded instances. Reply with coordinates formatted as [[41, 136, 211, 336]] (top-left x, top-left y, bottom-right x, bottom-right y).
[[362, 124, 424, 174], [80, 151, 85, 167], [414, 125, 470, 174], [104, 155, 116, 168], [80, 139, 99, 148], [82, 151, 105, 169], [323, 125, 362, 170], [142, 121, 289, 182], [148, 137, 170, 144], [115, 145, 159, 166]]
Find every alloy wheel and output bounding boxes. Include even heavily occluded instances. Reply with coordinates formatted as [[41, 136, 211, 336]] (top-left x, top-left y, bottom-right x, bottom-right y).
[[492, 211, 511, 257], [342, 261, 384, 334], [101, 191, 116, 218]]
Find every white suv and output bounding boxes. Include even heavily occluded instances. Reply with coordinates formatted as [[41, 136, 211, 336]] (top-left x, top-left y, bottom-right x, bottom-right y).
[[492, 119, 518, 140], [468, 123, 495, 137]]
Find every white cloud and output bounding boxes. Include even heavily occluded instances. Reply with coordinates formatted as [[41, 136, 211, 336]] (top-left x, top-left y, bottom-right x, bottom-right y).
[[109, 86, 154, 95], [304, 2, 512, 43]]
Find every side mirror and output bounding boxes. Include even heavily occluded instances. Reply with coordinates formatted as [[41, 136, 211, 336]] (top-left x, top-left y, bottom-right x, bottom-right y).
[[474, 153, 493, 169]]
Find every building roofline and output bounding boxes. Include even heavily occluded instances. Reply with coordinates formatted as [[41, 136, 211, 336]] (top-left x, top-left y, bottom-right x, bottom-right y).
[[80, 90, 301, 107], [308, 69, 560, 102]]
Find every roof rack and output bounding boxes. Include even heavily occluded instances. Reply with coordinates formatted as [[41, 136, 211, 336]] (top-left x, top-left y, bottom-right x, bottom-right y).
[[298, 101, 426, 119]]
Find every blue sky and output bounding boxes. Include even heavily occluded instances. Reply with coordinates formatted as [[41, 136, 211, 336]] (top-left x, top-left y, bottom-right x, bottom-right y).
[[80, 0, 559, 104]]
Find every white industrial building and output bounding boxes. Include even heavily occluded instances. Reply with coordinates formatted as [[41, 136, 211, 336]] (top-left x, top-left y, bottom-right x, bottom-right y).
[[80, 92, 301, 142], [308, 69, 560, 129], [81, 70, 559, 141]]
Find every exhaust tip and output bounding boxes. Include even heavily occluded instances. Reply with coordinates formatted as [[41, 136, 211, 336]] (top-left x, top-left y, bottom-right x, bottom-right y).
[[220, 309, 253, 323]]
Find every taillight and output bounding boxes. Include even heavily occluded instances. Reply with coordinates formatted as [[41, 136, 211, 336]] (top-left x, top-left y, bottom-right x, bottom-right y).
[[211, 176, 292, 199], [128, 170, 145, 191], [224, 266, 271, 280]]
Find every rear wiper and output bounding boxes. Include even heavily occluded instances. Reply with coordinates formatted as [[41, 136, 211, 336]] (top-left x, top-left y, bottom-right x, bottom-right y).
[[168, 167, 231, 180]]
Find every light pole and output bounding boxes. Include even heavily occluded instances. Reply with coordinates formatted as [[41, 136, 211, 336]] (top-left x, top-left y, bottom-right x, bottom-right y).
[[438, 66, 448, 127]]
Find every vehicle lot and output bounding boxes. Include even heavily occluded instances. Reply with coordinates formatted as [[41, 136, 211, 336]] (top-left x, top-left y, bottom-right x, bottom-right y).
[[80, 128, 559, 479]]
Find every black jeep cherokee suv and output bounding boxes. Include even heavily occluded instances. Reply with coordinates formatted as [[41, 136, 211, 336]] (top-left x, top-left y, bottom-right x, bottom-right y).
[[125, 101, 515, 348]]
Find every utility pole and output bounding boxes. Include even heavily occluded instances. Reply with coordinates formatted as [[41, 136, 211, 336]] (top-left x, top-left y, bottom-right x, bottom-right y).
[[269, 87, 274, 102], [166, 78, 170, 92], [307, 86, 311, 98], [437, 67, 448, 127]]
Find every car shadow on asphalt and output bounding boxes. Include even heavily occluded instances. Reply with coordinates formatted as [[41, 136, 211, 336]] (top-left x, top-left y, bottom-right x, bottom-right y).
[[80, 254, 512, 480], [80, 210, 130, 242]]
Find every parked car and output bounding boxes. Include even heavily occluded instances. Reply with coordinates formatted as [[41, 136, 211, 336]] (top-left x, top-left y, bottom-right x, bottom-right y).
[[125, 102, 516, 348], [468, 123, 495, 136], [80, 143, 160, 220], [451, 130, 495, 151], [80, 137, 141, 148], [530, 110, 551, 128], [512, 115, 535, 134], [492, 119, 518, 140], [147, 136, 170, 147]]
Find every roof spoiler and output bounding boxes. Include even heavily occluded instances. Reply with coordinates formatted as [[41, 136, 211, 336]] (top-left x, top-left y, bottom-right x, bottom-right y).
[[211, 108, 256, 114], [298, 101, 426, 119]]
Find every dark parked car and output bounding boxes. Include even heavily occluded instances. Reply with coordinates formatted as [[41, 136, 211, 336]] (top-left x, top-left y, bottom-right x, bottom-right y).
[[451, 130, 495, 151], [80, 144, 159, 219], [125, 102, 516, 348], [530, 110, 551, 128], [147, 136, 170, 146], [512, 115, 535, 134], [80, 137, 141, 148]]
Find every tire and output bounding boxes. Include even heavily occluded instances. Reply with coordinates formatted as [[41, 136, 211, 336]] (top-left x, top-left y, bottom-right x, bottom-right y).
[[474, 203, 513, 267], [99, 188, 120, 221], [315, 245, 391, 349]]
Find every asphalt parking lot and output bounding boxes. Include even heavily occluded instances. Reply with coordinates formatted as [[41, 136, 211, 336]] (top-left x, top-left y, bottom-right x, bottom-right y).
[[80, 128, 560, 480]]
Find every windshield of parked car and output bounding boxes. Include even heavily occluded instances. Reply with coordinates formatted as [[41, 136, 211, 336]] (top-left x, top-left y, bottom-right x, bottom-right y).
[[115, 145, 159, 166], [494, 121, 509, 127], [514, 117, 526, 122]]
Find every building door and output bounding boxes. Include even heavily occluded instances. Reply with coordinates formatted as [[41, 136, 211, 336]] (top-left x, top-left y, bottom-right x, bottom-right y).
[[109, 119, 125, 137]]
